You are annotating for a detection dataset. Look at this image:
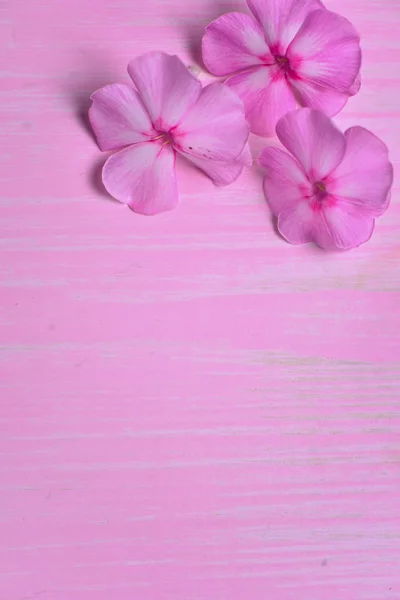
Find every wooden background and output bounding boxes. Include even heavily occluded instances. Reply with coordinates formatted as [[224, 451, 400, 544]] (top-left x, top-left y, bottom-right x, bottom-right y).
[[0, 0, 399, 598]]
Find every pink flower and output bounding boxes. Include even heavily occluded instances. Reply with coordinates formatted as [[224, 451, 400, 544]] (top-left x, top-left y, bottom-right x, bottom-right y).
[[202, 0, 361, 136], [89, 52, 251, 215], [259, 109, 393, 250]]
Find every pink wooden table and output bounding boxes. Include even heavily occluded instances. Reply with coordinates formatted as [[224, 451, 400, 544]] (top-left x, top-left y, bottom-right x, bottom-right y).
[[1, 0, 399, 598]]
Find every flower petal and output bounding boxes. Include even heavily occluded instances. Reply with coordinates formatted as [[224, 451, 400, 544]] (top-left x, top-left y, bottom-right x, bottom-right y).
[[180, 143, 252, 186], [127, 52, 202, 131], [287, 9, 361, 93], [277, 202, 316, 244], [277, 202, 341, 249], [276, 108, 346, 179], [102, 142, 178, 215], [322, 202, 375, 250], [328, 126, 393, 216], [89, 84, 155, 151], [240, 143, 253, 167], [247, 0, 324, 52], [227, 66, 296, 136], [258, 146, 310, 214], [173, 82, 249, 162], [202, 12, 272, 77], [289, 77, 349, 116], [348, 72, 361, 96]]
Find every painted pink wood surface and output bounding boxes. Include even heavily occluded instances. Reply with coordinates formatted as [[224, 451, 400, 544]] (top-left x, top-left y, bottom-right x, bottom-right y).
[[1, 0, 400, 598]]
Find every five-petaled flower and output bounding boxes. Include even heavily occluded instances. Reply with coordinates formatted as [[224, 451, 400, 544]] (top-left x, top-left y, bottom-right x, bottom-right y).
[[202, 0, 362, 136], [89, 51, 251, 215], [259, 109, 393, 250]]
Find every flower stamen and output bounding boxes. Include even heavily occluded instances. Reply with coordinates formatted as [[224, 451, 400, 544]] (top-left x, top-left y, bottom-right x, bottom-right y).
[[274, 55, 291, 74], [154, 131, 173, 145], [311, 181, 328, 209]]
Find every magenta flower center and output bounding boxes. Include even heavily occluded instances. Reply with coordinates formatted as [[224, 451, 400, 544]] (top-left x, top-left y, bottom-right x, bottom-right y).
[[309, 180, 331, 211], [153, 130, 174, 145], [269, 45, 292, 73], [276, 55, 289, 69], [314, 181, 327, 197]]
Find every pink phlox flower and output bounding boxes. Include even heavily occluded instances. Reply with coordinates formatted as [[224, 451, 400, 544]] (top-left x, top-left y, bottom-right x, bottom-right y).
[[202, 0, 362, 136], [89, 52, 251, 215], [258, 108, 393, 250]]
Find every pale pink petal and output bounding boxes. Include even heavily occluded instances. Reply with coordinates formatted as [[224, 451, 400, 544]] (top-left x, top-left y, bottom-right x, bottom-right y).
[[277, 201, 344, 249], [312, 215, 336, 250], [328, 126, 393, 216], [289, 78, 349, 116], [258, 146, 310, 214], [277, 202, 340, 249], [277, 201, 315, 244], [173, 82, 249, 162], [239, 143, 253, 167], [89, 84, 155, 151], [348, 72, 361, 96], [323, 202, 375, 250], [247, 0, 324, 52], [180, 143, 252, 186], [102, 142, 178, 215], [127, 52, 202, 131], [259, 145, 337, 249], [276, 108, 346, 179], [202, 12, 272, 77], [382, 191, 392, 213], [227, 66, 296, 136], [287, 9, 361, 93]]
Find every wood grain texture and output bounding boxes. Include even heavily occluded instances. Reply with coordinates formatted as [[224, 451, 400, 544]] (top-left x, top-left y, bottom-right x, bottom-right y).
[[0, 0, 399, 598]]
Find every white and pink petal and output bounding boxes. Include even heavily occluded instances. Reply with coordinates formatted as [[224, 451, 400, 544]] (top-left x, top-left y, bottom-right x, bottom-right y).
[[259, 146, 311, 214], [247, 0, 324, 53], [180, 143, 252, 187], [127, 52, 202, 131], [227, 66, 297, 136], [202, 12, 272, 77], [277, 200, 346, 250], [322, 202, 375, 250], [277, 201, 316, 245], [102, 141, 178, 215], [289, 77, 349, 117], [276, 108, 346, 179], [328, 126, 393, 217], [348, 72, 361, 96], [89, 84, 155, 151], [174, 82, 249, 162], [287, 9, 361, 94]]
